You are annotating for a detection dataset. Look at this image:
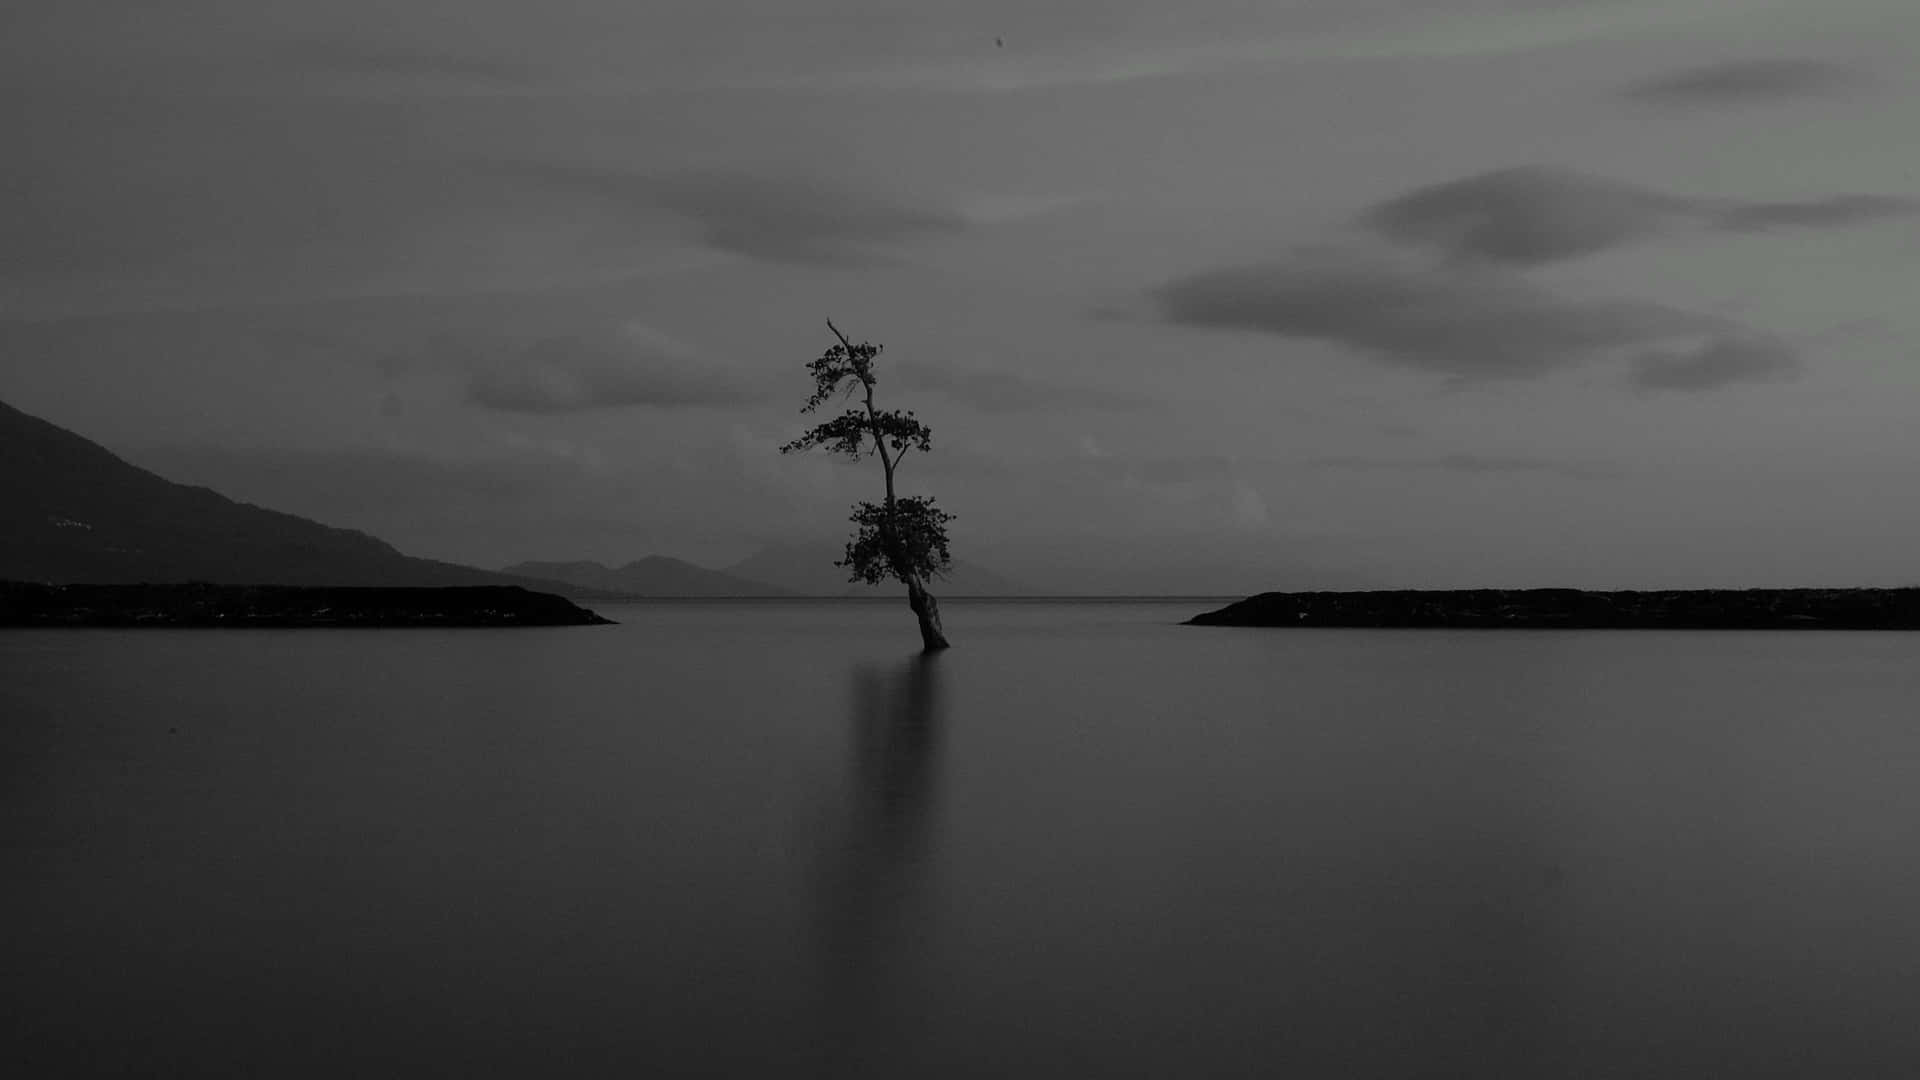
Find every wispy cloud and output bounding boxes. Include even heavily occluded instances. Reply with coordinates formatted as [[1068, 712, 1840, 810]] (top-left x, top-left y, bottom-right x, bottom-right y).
[[809, 36, 1298, 94], [892, 363, 1152, 414], [1309, 454, 1613, 479], [1628, 336, 1799, 393], [397, 323, 764, 414], [505, 165, 966, 267], [1712, 194, 1920, 231], [1145, 152, 1900, 393], [1361, 166, 1920, 265], [277, 37, 537, 90], [1150, 244, 1802, 392], [1153, 249, 1723, 381], [700, 1, 1750, 94], [1331, 0, 1749, 61], [1363, 167, 1690, 266], [1624, 58, 1869, 105]]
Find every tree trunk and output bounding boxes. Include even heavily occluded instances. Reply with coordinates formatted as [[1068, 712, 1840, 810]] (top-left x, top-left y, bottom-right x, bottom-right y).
[[905, 577, 950, 652]]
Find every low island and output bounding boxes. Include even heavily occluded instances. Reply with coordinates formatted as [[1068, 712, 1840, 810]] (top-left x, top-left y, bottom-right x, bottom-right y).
[[0, 582, 614, 628], [1188, 588, 1920, 630]]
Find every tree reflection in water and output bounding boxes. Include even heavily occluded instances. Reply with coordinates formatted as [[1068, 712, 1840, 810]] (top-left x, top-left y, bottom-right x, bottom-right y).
[[813, 653, 946, 1076]]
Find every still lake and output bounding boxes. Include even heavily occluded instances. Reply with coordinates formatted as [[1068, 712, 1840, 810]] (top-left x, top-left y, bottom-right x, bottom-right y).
[[7, 600, 1920, 1077]]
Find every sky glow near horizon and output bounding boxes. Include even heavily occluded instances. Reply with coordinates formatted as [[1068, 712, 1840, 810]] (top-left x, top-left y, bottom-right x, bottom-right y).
[[4, 0, 1919, 592]]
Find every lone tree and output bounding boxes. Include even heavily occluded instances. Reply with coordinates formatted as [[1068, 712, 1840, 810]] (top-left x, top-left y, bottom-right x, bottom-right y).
[[781, 321, 953, 651]]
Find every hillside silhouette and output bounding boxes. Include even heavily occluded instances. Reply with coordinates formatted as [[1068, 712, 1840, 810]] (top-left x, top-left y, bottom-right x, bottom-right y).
[[0, 397, 615, 592]]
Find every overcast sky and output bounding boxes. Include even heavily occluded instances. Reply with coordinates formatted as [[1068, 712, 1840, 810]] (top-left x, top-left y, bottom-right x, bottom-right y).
[[5, 0, 1919, 591]]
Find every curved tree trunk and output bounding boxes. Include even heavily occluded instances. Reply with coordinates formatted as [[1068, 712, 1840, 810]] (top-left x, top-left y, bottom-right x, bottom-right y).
[[905, 576, 950, 652], [841, 326, 951, 653]]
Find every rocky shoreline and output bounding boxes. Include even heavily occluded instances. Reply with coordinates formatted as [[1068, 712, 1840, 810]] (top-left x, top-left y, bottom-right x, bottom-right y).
[[0, 582, 614, 628], [1188, 588, 1920, 630]]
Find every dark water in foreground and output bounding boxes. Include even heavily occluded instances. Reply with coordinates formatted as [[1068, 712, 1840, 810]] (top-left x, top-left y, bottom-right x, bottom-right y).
[[7, 601, 1920, 1077]]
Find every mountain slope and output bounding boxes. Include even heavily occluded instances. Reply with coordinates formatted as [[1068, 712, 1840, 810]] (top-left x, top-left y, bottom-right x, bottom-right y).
[[722, 542, 1035, 597], [0, 397, 604, 590], [503, 556, 793, 598]]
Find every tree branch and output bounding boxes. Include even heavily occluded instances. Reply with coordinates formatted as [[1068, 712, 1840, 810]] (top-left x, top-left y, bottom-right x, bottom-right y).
[[827, 319, 854, 351]]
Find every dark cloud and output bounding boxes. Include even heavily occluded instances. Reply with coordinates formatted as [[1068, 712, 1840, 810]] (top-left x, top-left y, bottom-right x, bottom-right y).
[[402, 325, 765, 413], [1362, 166, 1689, 265], [507, 165, 965, 266], [1153, 250, 1717, 381], [1711, 194, 1920, 231], [891, 363, 1152, 413], [1628, 336, 1799, 393], [1624, 58, 1868, 105], [1361, 166, 1920, 266]]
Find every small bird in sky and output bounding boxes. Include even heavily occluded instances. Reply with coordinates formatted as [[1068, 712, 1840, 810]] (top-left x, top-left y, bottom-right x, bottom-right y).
[[996, 37, 1004, 48]]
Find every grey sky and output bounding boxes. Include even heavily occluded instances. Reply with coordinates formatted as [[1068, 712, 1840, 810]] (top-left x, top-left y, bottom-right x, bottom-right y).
[[4, 0, 1919, 590]]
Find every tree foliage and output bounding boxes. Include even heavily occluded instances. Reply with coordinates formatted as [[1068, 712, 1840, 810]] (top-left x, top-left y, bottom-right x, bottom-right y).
[[779, 323, 953, 590], [839, 496, 955, 585], [776, 407, 930, 460]]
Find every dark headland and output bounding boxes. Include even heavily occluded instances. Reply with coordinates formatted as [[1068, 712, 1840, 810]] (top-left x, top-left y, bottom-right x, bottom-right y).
[[1188, 588, 1920, 630], [0, 582, 613, 628]]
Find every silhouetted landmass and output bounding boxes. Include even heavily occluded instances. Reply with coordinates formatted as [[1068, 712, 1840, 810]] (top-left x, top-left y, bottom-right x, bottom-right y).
[[503, 556, 796, 598], [0, 582, 612, 628], [1189, 588, 1920, 629], [0, 397, 625, 596]]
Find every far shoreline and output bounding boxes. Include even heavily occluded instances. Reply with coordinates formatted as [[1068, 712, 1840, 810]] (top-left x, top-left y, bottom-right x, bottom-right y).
[[1188, 587, 1920, 630], [575, 594, 1243, 603], [0, 582, 614, 629]]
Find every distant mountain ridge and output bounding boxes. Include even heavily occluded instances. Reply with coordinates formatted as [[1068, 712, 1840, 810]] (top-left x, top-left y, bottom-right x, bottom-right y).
[[502, 556, 794, 598], [0, 397, 619, 594], [0, 396, 1035, 597], [506, 544, 1035, 598], [720, 542, 1035, 597]]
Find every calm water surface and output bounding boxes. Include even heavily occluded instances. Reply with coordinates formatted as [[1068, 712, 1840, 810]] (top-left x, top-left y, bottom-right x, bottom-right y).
[[7, 601, 1920, 1077]]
